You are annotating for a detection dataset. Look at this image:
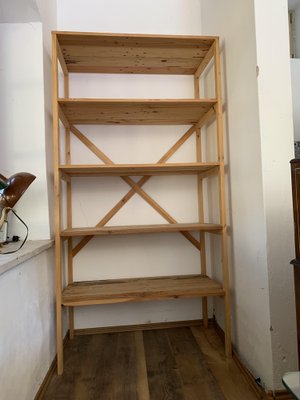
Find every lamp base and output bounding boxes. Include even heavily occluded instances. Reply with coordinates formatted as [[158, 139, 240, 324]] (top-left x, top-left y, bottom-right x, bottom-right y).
[[0, 221, 8, 244]]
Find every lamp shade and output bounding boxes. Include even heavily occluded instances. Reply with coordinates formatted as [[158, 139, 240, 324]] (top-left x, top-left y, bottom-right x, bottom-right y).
[[0, 172, 36, 209], [0, 174, 8, 190]]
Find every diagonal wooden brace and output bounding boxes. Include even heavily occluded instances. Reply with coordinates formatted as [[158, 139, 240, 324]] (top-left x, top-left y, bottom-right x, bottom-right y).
[[71, 124, 200, 255], [70, 106, 215, 256]]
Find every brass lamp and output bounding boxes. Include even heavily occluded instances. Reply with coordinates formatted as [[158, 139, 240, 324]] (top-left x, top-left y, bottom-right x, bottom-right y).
[[0, 172, 36, 231]]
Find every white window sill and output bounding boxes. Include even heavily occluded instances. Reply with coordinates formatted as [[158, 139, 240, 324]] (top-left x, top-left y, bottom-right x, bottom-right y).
[[0, 240, 54, 276]]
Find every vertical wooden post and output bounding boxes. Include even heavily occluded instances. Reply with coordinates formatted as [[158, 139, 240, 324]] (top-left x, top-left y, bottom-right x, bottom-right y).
[[214, 38, 232, 357], [194, 75, 208, 329], [63, 71, 74, 340], [52, 34, 64, 374]]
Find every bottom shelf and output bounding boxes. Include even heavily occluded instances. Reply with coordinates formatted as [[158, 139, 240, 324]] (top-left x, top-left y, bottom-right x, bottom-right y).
[[62, 274, 225, 306]]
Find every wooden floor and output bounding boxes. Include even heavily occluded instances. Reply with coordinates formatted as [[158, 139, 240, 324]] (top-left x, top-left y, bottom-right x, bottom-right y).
[[43, 326, 257, 400]]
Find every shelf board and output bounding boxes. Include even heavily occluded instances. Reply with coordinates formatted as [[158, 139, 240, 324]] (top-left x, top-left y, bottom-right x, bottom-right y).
[[55, 31, 216, 75], [58, 98, 216, 125], [59, 162, 220, 177], [62, 274, 225, 306], [60, 223, 222, 237]]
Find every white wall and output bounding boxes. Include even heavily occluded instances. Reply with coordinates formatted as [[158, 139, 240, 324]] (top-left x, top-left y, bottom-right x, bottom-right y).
[[0, 0, 40, 22], [201, 0, 274, 389], [57, 0, 202, 35], [0, 6, 58, 400], [36, 0, 57, 236], [57, 0, 208, 329], [0, 23, 51, 240], [291, 59, 300, 140], [201, 0, 297, 391], [254, 0, 297, 389], [0, 248, 55, 400]]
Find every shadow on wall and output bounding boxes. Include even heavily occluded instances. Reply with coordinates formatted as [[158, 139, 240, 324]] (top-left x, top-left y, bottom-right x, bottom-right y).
[[289, 0, 300, 144]]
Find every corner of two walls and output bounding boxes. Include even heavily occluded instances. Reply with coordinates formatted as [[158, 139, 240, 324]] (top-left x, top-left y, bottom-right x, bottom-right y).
[[201, 0, 297, 391], [253, 0, 297, 389]]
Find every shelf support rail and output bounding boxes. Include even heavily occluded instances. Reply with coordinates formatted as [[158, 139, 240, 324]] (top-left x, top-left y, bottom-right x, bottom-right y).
[[193, 38, 232, 357], [214, 38, 232, 358], [52, 35, 64, 375]]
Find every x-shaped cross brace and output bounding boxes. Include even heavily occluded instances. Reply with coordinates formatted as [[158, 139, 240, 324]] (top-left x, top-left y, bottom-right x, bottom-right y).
[[69, 107, 215, 257]]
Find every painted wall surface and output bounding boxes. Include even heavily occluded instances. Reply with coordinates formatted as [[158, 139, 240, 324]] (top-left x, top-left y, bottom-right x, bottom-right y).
[[57, 0, 208, 328], [201, 0, 297, 390], [36, 0, 57, 235], [0, 23, 51, 240], [57, 0, 202, 35], [200, 0, 274, 389], [253, 0, 297, 389], [0, 248, 55, 400], [0, 6, 58, 400], [291, 59, 300, 140], [0, 0, 40, 22]]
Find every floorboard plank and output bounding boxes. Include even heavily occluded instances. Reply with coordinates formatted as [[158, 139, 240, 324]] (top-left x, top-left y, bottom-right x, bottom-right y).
[[143, 329, 185, 400], [191, 326, 257, 400], [135, 331, 150, 400], [166, 327, 226, 400], [44, 332, 139, 400]]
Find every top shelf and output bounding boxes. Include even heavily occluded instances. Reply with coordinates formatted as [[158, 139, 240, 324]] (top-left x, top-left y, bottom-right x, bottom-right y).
[[54, 31, 216, 75]]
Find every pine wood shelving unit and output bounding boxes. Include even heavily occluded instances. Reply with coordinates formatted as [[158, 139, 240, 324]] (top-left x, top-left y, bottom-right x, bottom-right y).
[[52, 31, 232, 375]]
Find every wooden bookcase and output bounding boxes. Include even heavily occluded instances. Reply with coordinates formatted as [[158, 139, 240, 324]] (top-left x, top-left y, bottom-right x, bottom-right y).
[[52, 31, 232, 374]]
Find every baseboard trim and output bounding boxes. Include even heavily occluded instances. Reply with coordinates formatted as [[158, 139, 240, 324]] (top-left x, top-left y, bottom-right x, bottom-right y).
[[74, 318, 211, 336], [34, 334, 69, 400], [265, 390, 294, 400], [213, 319, 294, 400]]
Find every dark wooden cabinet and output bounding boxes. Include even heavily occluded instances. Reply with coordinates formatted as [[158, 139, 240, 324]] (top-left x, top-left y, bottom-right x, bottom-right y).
[[290, 159, 300, 365]]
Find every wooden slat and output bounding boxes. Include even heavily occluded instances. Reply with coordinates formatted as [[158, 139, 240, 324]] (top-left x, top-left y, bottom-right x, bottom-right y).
[[194, 75, 209, 329], [135, 331, 150, 400], [64, 71, 75, 341], [214, 38, 232, 358], [56, 39, 68, 76], [143, 329, 185, 400], [167, 328, 225, 400], [61, 222, 222, 237], [52, 33, 63, 375], [195, 42, 216, 78], [56, 31, 218, 43], [191, 326, 258, 400], [43, 332, 141, 399], [62, 275, 225, 306], [59, 162, 220, 177], [55, 31, 216, 75], [58, 99, 217, 125], [58, 105, 70, 129]]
